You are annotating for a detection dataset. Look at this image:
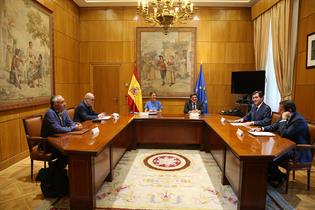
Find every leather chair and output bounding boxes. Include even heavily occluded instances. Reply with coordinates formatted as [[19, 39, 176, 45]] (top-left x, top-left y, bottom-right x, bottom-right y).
[[271, 112, 281, 124], [280, 122, 315, 193], [67, 107, 75, 121], [23, 115, 54, 180]]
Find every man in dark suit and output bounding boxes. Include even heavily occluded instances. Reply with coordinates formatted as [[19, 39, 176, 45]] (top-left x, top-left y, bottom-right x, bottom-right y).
[[41, 95, 82, 159], [254, 100, 311, 187], [74, 92, 105, 122], [184, 93, 204, 114], [235, 90, 271, 126]]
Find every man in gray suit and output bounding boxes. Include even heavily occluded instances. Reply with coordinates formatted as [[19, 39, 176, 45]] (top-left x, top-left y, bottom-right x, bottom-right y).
[[235, 90, 272, 126]]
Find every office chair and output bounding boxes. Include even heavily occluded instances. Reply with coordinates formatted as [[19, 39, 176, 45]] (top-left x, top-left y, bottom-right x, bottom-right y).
[[67, 107, 75, 121], [23, 115, 54, 180], [279, 123, 315, 193]]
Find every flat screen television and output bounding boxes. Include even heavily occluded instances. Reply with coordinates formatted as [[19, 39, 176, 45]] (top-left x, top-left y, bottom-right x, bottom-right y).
[[231, 71, 265, 94]]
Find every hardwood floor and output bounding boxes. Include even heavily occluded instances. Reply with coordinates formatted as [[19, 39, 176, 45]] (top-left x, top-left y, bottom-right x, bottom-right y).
[[0, 157, 314, 210], [0, 158, 50, 210]]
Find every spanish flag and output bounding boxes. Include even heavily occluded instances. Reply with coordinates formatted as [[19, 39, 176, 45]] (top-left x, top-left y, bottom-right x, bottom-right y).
[[127, 65, 143, 112]]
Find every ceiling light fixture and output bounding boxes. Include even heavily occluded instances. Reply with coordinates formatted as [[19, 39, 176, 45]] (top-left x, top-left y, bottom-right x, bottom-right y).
[[137, 0, 194, 35]]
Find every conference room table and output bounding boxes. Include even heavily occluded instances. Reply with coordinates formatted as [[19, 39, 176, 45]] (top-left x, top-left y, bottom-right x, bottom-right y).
[[47, 114, 295, 210]]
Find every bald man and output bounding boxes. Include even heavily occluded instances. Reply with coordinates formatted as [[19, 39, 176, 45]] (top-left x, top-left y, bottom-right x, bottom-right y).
[[74, 92, 105, 122]]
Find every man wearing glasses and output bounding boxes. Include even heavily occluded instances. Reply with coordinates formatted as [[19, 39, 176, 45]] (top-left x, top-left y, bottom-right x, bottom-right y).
[[74, 92, 105, 122], [41, 95, 82, 159]]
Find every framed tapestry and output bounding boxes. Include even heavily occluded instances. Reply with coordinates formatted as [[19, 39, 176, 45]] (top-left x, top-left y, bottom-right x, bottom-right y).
[[136, 27, 196, 98], [306, 32, 315, 69], [0, 0, 53, 111]]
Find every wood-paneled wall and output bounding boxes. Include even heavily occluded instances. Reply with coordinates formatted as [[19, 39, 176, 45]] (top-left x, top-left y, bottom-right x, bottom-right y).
[[0, 0, 79, 170], [79, 7, 255, 115], [294, 0, 315, 121]]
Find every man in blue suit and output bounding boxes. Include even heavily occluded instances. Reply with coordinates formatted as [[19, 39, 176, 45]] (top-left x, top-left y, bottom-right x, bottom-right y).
[[41, 95, 82, 138], [254, 100, 311, 187], [41, 95, 82, 159], [235, 90, 271, 126]]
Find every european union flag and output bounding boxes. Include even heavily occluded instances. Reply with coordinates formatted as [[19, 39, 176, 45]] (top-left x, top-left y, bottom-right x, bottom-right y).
[[194, 64, 208, 114]]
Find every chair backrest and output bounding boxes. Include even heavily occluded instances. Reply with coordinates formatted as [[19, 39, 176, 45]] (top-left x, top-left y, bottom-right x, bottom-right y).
[[23, 115, 42, 137], [271, 112, 281, 124], [308, 123, 315, 145], [308, 123, 315, 162], [67, 107, 75, 121], [23, 115, 43, 153]]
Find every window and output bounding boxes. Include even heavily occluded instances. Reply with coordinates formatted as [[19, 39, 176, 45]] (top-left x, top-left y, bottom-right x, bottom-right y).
[[264, 22, 281, 112]]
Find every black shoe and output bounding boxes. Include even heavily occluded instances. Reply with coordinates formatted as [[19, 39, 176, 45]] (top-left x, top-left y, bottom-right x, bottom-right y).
[[275, 176, 286, 188], [270, 175, 286, 188]]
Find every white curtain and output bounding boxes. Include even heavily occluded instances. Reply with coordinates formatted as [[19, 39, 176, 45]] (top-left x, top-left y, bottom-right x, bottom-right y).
[[264, 22, 281, 112], [263, 0, 299, 111]]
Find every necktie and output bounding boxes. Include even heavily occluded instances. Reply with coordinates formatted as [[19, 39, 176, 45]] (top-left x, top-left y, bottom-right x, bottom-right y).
[[253, 106, 258, 120], [193, 103, 196, 110]]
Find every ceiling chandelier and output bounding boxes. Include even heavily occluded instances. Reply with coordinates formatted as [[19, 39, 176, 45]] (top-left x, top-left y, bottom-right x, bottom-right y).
[[137, 0, 194, 34]]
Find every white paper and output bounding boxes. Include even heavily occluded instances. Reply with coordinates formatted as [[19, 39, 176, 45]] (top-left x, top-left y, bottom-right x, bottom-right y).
[[230, 122, 245, 126], [248, 131, 276, 137], [139, 112, 149, 118], [98, 116, 111, 120], [189, 112, 200, 119]]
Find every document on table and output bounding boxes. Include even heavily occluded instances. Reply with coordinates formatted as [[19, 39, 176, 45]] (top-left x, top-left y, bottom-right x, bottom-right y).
[[248, 131, 276, 137], [53, 128, 90, 136], [230, 122, 245, 126], [98, 116, 111, 120], [148, 111, 158, 115]]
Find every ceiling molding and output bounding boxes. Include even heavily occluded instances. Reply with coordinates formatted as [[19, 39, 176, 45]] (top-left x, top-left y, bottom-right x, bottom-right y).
[[73, 0, 258, 8]]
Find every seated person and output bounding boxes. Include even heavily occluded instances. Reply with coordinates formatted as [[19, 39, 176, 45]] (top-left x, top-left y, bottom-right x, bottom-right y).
[[74, 92, 105, 122], [144, 91, 163, 112], [235, 90, 271, 126], [41, 95, 82, 159], [184, 93, 203, 114], [253, 100, 311, 187]]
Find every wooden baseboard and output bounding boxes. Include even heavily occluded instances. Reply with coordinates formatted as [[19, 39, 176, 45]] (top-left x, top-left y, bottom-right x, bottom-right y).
[[0, 151, 29, 171]]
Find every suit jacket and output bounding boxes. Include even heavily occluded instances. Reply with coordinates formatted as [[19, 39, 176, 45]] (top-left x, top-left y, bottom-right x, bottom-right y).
[[263, 112, 311, 163], [41, 108, 76, 138], [73, 101, 98, 122], [184, 101, 204, 114], [242, 102, 271, 126]]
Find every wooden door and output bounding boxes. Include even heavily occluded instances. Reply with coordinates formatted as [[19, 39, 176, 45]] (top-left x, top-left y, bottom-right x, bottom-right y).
[[92, 65, 120, 114]]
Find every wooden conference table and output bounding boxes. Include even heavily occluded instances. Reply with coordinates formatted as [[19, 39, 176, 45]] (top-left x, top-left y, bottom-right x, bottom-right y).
[[47, 114, 295, 210]]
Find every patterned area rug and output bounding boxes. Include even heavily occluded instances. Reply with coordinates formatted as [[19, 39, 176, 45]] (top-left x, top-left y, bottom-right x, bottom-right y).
[[96, 149, 237, 210], [35, 149, 294, 210]]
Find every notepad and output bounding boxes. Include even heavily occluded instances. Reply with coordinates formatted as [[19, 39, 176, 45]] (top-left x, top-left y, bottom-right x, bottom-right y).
[[148, 111, 158, 115], [92, 116, 111, 122], [248, 131, 275, 137], [67, 128, 89, 135], [53, 128, 90, 137]]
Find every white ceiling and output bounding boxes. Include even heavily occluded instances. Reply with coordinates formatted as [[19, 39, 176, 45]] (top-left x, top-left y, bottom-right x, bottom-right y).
[[73, 0, 258, 7]]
